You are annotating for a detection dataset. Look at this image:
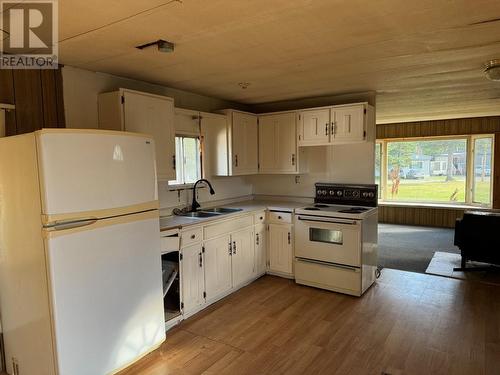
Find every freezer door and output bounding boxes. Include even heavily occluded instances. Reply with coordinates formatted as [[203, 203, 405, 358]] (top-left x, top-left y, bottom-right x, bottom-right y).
[[45, 211, 165, 375], [36, 130, 158, 217]]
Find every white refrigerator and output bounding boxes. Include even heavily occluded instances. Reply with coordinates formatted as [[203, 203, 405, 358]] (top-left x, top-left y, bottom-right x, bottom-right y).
[[0, 129, 166, 375]]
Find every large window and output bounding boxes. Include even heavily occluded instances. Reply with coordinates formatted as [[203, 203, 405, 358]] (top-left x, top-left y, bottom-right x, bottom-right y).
[[375, 142, 382, 198], [168, 136, 201, 186], [376, 135, 494, 206]]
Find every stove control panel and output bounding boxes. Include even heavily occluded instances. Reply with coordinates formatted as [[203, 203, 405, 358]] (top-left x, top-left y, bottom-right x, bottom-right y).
[[315, 183, 378, 207]]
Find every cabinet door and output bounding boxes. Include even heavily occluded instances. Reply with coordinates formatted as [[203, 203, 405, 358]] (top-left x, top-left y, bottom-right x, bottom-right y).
[[259, 112, 297, 173], [174, 108, 200, 136], [254, 224, 267, 276], [181, 243, 205, 314], [231, 227, 255, 287], [204, 235, 232, 301], [332, 105, 365, 143], [232, 112, 258, 175], [299, 108, 330, 146], [269, 224, 293, 274], [275, 113, 297, 173], [200, 113, 229, 177], [123, 91, 175, 180], [258, 115, 277, 172]]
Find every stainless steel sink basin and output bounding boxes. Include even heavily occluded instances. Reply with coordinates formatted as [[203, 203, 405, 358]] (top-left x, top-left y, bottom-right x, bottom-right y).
[[202, 207, 243, 214], [180, 211, 222, 218]]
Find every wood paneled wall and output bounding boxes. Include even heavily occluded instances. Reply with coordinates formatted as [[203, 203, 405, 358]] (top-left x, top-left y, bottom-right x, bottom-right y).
[[0, 68, 65, 136], [377, 116, 500, 227], [377, 116, 500, 138], [378, 206, 464, 228]]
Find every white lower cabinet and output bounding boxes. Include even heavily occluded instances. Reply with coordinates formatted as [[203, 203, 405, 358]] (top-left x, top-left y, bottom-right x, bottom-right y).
[[254, 224, 267, 276], [231, 227, 255, 288], [177, 213, 275, 323], [268, 224, 293, 275], [204, 235, 232, 301], [180, 243, 205, 314]]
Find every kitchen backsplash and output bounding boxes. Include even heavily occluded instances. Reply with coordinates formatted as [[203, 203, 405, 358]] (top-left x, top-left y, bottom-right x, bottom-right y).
[[158, 176, 253, 214]]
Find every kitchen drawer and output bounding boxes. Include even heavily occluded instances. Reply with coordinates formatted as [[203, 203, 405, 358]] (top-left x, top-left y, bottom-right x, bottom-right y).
[[295, 259, 361, 296], [181, 227, 202, 247], [204, 215, 253, 240], [254, 211, 266, 225], [267, 211, 292, 224]]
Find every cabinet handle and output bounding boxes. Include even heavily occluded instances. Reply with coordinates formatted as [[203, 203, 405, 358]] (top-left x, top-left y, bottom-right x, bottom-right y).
[[278, 215, 282, 220], [199, 252, 203, 268], [291, 153, 295, 166], [172, 154, 176, 170], [288, 232, 291, 244], [191, 234, 196, 239], [256, 233, 259, 245], [325, 123, 329, 136], [233, 241, 237, 254], [330, 122, 335, 135], [235, 154, 238, 167], [228, 242, 232, 255]]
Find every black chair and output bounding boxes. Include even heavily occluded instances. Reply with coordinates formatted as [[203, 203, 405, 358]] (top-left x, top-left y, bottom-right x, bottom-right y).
[[454, 210, 500, 271]]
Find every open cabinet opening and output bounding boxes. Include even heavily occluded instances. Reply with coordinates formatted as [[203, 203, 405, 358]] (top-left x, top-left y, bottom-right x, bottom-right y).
[[161, 251, 181, 322]]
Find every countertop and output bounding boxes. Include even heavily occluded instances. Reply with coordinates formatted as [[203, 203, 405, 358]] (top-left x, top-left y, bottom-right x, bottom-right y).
[[159, 199, 306, 231]]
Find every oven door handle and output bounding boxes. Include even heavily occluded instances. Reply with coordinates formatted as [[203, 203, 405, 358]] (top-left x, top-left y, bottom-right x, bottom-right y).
[[296, 257, 360, 272], [297, 216, 358, 225]]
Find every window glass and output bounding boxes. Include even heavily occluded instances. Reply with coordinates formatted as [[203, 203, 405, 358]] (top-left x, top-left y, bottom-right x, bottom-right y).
[[386, 139, 467, 203], [472, 137, 493, 205], [182, 137, 201, 184], [168, 136, 201, 185], [375, 143, 381, 198]]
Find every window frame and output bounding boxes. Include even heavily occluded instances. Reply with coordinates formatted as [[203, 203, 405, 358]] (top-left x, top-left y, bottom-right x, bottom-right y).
[[376, 134, 494, 207], [168, 135, 202, 187]]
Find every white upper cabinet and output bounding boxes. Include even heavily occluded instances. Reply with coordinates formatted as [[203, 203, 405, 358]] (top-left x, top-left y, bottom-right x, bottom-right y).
[[208, 110, 258, 176], [298, 108, 330, 146], [258, 112, 298, 174], [174, 108, 200, 136], [199, 112, 227, 178], [231, 111, 259, 175], [98, 89, 175, 180], [332, 105, 366, 143], [298, 103, 373, 146]]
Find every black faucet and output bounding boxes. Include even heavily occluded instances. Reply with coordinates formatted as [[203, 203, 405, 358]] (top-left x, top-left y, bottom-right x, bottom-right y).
[[191, 179, 216, 212]]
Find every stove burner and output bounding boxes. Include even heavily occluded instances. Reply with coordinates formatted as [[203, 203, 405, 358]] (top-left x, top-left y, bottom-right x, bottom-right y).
[[304, 207, 320, 211], [338, 207, 369, 214], [314, 204, 329, 208]]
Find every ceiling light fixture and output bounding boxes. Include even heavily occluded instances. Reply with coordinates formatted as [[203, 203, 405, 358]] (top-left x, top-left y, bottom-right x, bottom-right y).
[[484, 59, 500, 81], [136, 39, 174, 53]]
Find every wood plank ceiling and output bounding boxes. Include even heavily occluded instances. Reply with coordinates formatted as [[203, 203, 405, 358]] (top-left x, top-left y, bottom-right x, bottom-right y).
[[53, 0, 500, 122]]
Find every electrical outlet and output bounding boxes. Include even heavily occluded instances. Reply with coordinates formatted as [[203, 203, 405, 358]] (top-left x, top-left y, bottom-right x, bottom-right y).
[[295, 175, 301, 184]]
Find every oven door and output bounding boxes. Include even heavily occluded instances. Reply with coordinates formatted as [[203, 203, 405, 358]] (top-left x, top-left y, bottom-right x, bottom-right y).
[[295, 215, 361, 267]]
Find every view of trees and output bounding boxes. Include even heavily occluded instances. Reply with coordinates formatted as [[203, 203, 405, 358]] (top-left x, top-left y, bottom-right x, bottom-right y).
[[375, 137, 493, 204]]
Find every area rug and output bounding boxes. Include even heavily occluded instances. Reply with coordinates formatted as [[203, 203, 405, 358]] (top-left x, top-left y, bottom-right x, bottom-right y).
[[426, 251, 500, 286]]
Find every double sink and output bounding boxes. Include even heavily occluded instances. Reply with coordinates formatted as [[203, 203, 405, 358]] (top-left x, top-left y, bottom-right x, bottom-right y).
[[179, 207, 243, 218]]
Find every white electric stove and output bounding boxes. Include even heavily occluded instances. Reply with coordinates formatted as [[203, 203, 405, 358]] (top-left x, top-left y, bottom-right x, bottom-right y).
[[294, 183, 378, 296]]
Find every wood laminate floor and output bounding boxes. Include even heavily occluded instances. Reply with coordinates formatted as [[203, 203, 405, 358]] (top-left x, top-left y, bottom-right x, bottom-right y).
[[119, 269, 500, 375]]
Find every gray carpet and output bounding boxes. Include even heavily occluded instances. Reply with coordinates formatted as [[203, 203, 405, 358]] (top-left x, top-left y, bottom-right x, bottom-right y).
[[378, 224, 459, 274]]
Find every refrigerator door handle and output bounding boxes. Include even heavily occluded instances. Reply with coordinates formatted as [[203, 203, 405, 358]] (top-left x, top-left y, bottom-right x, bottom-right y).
[[44, 217, 98, 231]]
